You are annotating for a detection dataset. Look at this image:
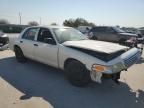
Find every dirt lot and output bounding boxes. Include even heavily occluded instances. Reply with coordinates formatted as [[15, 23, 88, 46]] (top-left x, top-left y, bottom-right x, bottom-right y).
[[0, 50, 144, 108]]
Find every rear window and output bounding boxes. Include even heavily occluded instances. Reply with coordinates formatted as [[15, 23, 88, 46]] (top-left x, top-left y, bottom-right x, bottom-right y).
[[22, 28, 39, 40]]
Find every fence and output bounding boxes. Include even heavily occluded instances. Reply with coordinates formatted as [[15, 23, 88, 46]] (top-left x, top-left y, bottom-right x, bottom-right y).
[[0, 24, 29, 33]]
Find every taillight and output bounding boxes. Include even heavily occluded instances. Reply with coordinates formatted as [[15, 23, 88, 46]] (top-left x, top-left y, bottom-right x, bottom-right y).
[[130, 37, 136, 41]]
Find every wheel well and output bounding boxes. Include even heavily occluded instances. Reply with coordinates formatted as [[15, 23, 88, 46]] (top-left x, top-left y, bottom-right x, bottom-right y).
[[64, 58, 82, 69], [14, 45, 20, 51], [91, 35, 97, 40]]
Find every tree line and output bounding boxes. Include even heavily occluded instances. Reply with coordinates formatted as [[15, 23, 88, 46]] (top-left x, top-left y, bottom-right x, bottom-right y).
[[0, 18, 96, 27]]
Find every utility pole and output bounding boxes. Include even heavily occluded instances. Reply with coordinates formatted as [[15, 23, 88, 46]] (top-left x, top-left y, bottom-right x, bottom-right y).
[[39, 17, 41, 25], [19, 12, 21, 25]]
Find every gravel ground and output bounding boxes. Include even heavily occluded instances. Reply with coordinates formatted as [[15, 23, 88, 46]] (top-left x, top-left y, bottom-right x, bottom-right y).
[[0, 49, 144, 108]]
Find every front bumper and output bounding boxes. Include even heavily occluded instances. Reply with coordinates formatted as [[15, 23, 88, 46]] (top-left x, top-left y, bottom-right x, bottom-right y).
[[105, 48, 141, 74], [90, 48, 141, 83]]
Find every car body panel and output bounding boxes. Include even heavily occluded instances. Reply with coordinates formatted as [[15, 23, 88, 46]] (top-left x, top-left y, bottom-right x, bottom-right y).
[[34, 41, 59, 67]]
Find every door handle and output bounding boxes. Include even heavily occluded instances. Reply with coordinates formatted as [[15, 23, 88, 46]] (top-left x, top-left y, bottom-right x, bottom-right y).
[[20, 40, 23, 43], [34, 44, 38, 46]]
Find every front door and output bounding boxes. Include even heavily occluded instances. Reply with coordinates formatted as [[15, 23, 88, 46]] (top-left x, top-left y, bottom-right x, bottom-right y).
[[34, 28, 58, 67]]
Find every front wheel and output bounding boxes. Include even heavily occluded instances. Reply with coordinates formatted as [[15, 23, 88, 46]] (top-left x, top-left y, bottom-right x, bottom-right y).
[[65, 60, 91, 87]]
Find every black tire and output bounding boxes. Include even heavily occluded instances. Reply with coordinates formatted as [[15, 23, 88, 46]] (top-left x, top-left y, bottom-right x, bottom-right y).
[[92, 35, 98, 40], [65, 60, 91, 87], [119, 38, 126, 45], [14, 47, 27, 63]]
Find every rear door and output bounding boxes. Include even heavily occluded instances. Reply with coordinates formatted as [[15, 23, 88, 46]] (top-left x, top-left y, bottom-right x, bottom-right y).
[[19, 27, 39, 59], [105, 27, 118, 42], [34, 28, 59, 67]]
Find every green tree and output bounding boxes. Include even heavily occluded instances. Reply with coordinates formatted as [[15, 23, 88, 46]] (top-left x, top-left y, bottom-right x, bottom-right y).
[[0, 19, 10, 24], [63, 19, 75, 27], [51, 23, 58, 26], [63, 18, 95, 27], [28, 21, 39, 26]]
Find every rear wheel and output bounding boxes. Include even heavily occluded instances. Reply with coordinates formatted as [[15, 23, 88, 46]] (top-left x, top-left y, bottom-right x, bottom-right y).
[[65, 60, 91, 87], [92, 35, 98, 40], [14, 46, 27, 63]]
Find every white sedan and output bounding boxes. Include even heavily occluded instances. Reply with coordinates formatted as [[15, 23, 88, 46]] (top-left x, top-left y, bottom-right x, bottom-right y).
[[10, 26, 141, 87]]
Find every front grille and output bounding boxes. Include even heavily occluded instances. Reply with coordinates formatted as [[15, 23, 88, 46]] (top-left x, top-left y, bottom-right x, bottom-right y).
[[124, 52, 140, 68]]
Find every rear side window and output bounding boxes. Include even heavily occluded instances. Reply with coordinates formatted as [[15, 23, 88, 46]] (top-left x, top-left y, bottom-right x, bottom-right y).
[[22, 28, 39, 40], [90, 27, 106, 32], [105, 27, 115, 33]]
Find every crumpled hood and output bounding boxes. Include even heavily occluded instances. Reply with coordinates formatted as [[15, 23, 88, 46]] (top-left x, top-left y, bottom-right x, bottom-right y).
[[119, 32, 137, 37], [62, 40, 128, 54]]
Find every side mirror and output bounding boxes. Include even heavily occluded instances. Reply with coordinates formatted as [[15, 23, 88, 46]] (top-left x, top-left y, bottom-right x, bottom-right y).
[[44, 38, 56, 45]]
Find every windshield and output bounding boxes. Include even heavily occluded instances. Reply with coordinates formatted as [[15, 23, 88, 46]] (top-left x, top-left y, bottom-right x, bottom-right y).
[[53, 28, 88, 43], [113, 27, 125, 33]]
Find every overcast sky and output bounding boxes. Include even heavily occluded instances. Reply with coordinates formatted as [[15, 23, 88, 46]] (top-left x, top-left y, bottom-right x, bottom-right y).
[[0, 0, 144, 27]]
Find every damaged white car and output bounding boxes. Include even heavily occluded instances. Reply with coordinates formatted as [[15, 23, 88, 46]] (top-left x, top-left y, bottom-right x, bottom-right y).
[[10, 26, 141, 87]]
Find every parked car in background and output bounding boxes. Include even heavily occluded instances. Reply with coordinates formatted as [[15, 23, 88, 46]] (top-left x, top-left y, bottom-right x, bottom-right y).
[[88, 26, 138, 46], [0, 30, 9, 50], [77, 26, 91, 35], [122, 28, 143, 42], [10, 26, 141, 87], [139, 28, 144, 36]]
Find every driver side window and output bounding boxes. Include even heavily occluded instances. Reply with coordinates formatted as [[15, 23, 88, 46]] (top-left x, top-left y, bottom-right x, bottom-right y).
[[37, 28, 56, 44]]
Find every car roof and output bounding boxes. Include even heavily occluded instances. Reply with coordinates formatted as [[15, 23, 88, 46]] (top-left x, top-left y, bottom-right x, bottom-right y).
[[92, 26, 113, 28], [27, 26, 71, 29]]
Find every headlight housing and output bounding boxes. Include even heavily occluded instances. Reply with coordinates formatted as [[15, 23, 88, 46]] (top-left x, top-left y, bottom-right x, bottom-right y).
[[91, 64, 109, 72], [111, 62, 124, 73], [92, 62, 124, 73]]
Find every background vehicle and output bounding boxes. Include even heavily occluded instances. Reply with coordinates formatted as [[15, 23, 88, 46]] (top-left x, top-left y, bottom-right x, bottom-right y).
[[139, 28, 144, 36], [10, 26, 141, 87], [0, 30, 9, 50], [88, 26, 137, 46], [122, 27, 144, 43], [77, 26, 91, 35]]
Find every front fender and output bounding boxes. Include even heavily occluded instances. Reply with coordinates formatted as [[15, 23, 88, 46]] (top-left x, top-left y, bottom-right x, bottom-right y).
[[58, 45, 106, 71]]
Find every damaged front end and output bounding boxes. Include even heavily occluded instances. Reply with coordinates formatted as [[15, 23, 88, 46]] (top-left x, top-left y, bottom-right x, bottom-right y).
[[0, 33, 9, 50], [68, 46, 128, 84], [90, 48, 141, 84], [66, 44, 140, 85], [90, 67, 122, 84]]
